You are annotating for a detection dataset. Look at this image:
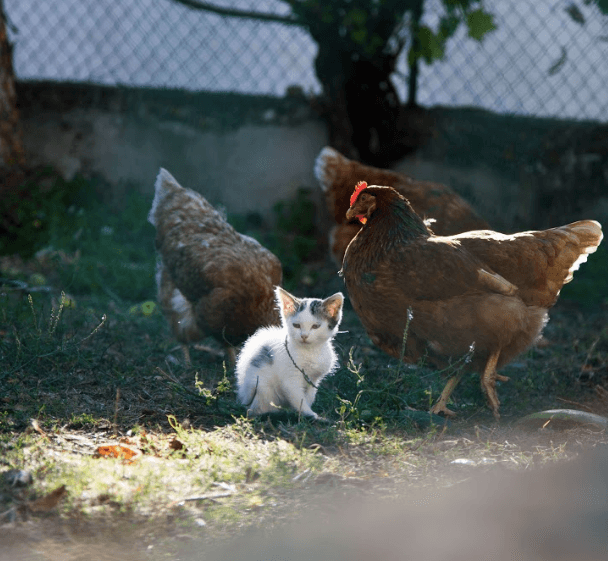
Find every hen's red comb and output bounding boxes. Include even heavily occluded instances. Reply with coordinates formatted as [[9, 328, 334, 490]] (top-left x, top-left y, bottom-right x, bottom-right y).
[[350, 181, 367, 207]]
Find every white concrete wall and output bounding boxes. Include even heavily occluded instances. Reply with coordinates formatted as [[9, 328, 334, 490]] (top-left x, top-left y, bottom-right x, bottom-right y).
[[18, 83, 607, 232], [21, 107, 328, 216]]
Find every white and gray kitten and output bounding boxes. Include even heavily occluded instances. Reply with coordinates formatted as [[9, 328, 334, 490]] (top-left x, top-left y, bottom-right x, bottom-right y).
[[235, 286, 344, 420]]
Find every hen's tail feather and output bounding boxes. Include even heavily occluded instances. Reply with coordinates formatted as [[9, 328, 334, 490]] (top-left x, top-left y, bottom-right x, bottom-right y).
[[560, 220, 603, 281], [564, 220, 603, 249], [314, 146, 346, 193], [148, 168, 182, 227]]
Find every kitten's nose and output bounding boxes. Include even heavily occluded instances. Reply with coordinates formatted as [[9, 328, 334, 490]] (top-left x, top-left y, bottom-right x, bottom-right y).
[[301, 334, 309, 341]]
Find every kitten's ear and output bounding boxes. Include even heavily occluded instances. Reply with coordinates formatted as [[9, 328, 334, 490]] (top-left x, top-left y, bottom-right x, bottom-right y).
[[275, 286, 301, 317], [323, 292, 344, 319]]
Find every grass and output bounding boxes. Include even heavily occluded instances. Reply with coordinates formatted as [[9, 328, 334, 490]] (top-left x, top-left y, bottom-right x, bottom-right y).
[[1, 174, 608, 556]]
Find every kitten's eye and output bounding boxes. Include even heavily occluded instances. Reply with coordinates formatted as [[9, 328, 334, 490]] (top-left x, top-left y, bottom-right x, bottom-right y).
[[292, 323, 300, 328], [312, 324, 321, 329]]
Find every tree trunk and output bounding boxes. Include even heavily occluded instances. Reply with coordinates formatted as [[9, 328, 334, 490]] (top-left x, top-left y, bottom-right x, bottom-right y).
[[313, 50, 358, 160], [314, 46, 415, 168], [343, 56, 404, 166], [0, 0, 25, 170]]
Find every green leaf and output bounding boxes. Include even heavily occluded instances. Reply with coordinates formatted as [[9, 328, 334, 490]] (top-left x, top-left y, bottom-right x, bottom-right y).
[[351, 28, 368, 45], [565, 3, 585, 24], [466, 9, 496, 41], [598, 0, 608, 15], [365, 33, 385, 56], [344, 7, 367, 27], [439, 14, 460, 40], [416, 26, 445, 63]]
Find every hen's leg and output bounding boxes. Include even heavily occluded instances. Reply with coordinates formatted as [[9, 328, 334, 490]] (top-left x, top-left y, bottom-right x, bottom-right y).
[[224, 346, 237, 369], [480, 350, 503, 419], [430, 370, 466, 417], [182, 344, 191, 366]]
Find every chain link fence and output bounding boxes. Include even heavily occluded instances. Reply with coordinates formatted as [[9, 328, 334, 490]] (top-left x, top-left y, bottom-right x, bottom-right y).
[[5, 0, 608, 121]]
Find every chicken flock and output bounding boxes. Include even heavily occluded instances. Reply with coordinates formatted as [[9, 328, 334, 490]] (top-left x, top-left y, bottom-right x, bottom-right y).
[[149, 149, 603, 420]]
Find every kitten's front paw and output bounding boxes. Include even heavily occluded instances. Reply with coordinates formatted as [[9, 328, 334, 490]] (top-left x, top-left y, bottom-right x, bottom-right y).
[[312, 415, 330, 424]]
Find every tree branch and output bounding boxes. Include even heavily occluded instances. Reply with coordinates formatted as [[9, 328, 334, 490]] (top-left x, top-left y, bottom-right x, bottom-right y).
[[168, 0, 301, 26]]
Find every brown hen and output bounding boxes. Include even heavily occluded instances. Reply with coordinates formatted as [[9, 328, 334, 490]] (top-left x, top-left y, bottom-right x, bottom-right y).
[[148, 168, 282, 364], [342, 183, 603, 418], [315, 146, 489, 265]]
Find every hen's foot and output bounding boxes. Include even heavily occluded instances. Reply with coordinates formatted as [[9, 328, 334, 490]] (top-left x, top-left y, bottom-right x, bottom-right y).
[[430, 402, 457, 417], [193, 343, 225, 357], [431, 371, 466, 418]]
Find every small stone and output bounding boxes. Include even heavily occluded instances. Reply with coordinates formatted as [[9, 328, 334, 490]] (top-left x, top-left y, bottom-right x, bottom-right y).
[[4, 469, 33, 487]]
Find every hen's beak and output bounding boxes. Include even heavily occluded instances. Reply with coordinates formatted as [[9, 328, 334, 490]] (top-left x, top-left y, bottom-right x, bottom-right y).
[[346, 207, 367, 224]]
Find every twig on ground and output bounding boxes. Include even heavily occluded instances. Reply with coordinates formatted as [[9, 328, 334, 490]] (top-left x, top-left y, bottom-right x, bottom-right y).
[[555, 396, 593, 412], [171, 491, 235, 507]]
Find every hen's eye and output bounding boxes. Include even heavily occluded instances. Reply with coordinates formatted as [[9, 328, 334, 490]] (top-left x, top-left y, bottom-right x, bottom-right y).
[[312, 324, 320, 329], [293, 323, 300, 328]]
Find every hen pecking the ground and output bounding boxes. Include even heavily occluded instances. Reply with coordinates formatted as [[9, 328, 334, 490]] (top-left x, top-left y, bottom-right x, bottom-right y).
[[148, 168, 283, 365], [314, 146, 490, 266], [341, 182, 603, 419]]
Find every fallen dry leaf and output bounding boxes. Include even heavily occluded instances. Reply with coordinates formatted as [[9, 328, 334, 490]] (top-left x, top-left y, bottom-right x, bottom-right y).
[[29, 485, 67, 512], [96, 444, 141, 464], [168, 437, 184, 451], [29, 419, 49, 439]]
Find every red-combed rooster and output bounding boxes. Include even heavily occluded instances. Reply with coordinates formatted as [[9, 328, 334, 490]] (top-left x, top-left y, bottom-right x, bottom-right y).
[[315, 146, 490, 265], [148, 168, 283, 365], [342, 182, 603, 418]]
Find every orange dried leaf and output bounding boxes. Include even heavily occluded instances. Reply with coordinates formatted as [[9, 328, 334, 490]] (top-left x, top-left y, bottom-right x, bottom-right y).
[[30, 419, 48, 438], [169, 437, 184, 451], [29, 485, 67, 512], [96, 444, 140, 463]]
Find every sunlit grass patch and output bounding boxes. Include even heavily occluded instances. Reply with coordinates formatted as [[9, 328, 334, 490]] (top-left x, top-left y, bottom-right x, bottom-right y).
[[0, 416, 327, 527]]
